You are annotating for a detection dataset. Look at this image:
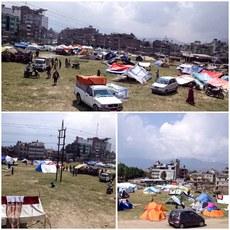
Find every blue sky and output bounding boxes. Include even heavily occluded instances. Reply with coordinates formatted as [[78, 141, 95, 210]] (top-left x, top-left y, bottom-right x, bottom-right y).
[[2, 113, 116, 150], [3, 1, 228, 42], [118, 113, 228, 163]]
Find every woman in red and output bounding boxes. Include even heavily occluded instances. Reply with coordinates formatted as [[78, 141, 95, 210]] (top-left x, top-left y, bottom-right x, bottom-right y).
[[186, 83, 195, 105]]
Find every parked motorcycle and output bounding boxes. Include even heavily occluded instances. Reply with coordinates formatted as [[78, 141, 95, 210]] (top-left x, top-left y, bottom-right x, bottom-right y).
[[205, 84, 224, 99]]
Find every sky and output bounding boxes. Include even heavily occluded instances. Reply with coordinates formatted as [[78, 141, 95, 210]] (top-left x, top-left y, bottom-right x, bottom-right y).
[[2, 113, 116, 151], [118, 113, 229, 164], [3, 0, 228, 43]]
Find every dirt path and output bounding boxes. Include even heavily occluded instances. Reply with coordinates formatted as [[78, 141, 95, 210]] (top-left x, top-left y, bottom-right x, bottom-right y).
[[118, 218, 228, 229]]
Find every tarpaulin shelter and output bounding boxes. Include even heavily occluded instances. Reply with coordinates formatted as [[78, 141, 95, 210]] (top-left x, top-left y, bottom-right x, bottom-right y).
[[76, 75, 107, 85], [201, 70, 223, 78], [140, 202, 166, 221], [143, 187, 160, 194], [176, 75, 195, 86], [203, 209, 224, 218], [118, 183, 137, 193], [125, 64, 152, 84], [1, 196, 47, 227], [35, 161, 56, 173], [106, 63, 133, 74], [118, 199, 133, 211], [196, 193, 213, 204]]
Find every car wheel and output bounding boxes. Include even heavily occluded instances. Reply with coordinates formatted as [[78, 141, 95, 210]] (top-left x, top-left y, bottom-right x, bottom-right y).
[[179, 224, 184, 228], [199, 221, 205, 227], [93, 104, 99, 111], [76, 94, 81, 105]]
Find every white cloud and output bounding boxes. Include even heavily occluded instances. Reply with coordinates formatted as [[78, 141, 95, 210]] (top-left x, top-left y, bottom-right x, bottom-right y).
[[118, 113, 228, 163]]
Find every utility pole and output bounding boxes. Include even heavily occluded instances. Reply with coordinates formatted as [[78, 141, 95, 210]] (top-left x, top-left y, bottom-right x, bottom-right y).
[[55, 120, 66, 183]]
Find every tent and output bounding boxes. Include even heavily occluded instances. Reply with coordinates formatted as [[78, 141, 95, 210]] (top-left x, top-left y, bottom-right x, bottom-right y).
[[138, 62, 151, 70], [106, 63, 133, 74], [140, 202, 166, 221], [176, 75, 195, 86], [5, 155, 15, 165], [143, 187, 160, 195], [118, 183, 137, 193], [35, 161, 56, 173], [1, 196, 46, 227], [177, 64, 203, 75], [166, 195, 183, 206], [125, 65, 152, 84], [201, 70, 223, 78], [196, 193, 213, 204], [118, 199, 133, 211]]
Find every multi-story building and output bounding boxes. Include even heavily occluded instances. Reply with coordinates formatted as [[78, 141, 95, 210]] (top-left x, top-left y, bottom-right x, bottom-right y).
[[13, 140, 46, 160], [148, 159, 180, 182], [2, 4, 20, 43], [2, 5, 49, 44], [65, 136, 114, 162]]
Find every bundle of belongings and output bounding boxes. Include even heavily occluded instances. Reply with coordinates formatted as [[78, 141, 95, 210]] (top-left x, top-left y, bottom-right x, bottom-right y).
[[140, 202, 167, 221], [118, 199, 133, 211], [2, 196, 46, 228]]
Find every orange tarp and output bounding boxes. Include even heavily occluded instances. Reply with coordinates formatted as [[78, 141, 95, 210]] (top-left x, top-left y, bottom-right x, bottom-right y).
[[203, 209, 224, 218], [76, 75, 107, 85], [110, 63, 133, 71], [140, 202, 166, 221]]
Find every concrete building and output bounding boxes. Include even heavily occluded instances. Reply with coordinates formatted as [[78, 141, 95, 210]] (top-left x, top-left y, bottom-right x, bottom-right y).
[[149, 159, 180, 182], [2, 5, 19, 43], [65, 136, 114, 162]]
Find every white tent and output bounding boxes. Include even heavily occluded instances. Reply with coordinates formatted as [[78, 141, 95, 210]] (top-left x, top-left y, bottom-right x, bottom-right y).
[[125, 65, 152, 84], [118, 183, 137, 193]]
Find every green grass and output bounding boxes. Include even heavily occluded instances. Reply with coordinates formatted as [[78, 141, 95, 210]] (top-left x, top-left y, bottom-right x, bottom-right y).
[[2, 164, 115, 228], [118, 190, 228, 221], [2, 52, 228, 111]]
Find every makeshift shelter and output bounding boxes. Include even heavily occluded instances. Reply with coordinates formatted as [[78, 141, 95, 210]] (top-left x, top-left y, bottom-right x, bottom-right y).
[[118, 183, 137, 193], [166, 195, 183, 206], [106, 63, 133, 74], [76, 75, 107, 85], [140, 202, 166, 221], [35, 161, 56, 173], [138, 62, 151, 70], [176, 75, 195, 86], [196, 193, 213, 205], [125, 65, 152, 84], [1, 196, 47, 227], [118, 199, 133, 211], [143, 187, 160, 195], [107, 83, 128, 100], [203, 209, 224, 218], [201, 70, 223, 78]]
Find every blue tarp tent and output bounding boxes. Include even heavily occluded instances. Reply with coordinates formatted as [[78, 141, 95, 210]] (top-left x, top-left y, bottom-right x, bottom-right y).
[[118, 199, 133, 211], [196, 193, 213, 204]]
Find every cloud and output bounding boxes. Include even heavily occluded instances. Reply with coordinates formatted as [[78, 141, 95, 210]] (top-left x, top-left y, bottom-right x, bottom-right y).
[[118, 113, 228, 163], [4, 1, 228, 42]]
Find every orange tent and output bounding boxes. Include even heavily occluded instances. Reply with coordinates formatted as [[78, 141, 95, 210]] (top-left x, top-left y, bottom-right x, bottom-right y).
[[140, 202, 167, 221], [76, 75, 107, 85], [203, 209, 224, 218]]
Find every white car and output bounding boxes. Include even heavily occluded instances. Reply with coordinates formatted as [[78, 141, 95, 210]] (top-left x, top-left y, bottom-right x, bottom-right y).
[[151, 76, 178, 94], [33, 58, 48, 71], [99, 173, 111, 182], [75, 84, 123, 111]]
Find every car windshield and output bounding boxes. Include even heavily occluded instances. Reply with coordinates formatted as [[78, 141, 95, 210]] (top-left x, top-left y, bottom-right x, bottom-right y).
[[35, 60, 45, 64], [156, 78, 170, 84], [94, 89, 112, 97]]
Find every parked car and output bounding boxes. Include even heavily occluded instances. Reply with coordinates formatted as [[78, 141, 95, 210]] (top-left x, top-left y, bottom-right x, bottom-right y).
[[33, 58, 49, 71], [151, 76, 178, 94], [75, 84, 123, 111], [168, 209, 205, 228], [99, 173, 111, 182]]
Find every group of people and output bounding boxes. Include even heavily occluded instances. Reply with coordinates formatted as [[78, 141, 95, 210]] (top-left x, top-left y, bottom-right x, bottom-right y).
[[46, 58, 61, 86]]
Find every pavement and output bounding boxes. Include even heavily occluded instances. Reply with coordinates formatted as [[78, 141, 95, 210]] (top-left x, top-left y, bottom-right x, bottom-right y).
[[118, 218, 228, 229]]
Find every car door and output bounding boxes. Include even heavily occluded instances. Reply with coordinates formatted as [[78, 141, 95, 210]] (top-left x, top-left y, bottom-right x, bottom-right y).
[[168, 79, 174, 92], [85, 87, 94, 106]]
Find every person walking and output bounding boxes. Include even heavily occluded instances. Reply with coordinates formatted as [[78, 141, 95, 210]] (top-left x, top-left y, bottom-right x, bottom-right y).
[[156, 69, 159, 79], [46, 65, 51, 79], [52, 70, 60, 86], [59, 59, 62, 69], [97, 69, 101, 76], [186, 83, 195, 105]]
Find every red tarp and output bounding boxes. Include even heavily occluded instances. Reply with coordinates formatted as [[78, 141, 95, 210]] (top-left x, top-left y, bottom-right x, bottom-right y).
[[208, 78, 229, 90], [110, 63, 133, 71], [201, 70, 223, 78], [76, 75, 107, 85]]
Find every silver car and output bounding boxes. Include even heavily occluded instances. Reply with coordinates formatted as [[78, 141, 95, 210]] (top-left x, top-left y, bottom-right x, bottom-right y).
[[151, 76, 178, 94]]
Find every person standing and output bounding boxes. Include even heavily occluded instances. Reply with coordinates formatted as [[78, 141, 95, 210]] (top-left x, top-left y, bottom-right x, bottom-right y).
[[97, 69, 101, 76], [52, 70, 60, 86], [46, 65, 51, 79], [59, 59, 62, 69], [186, 84, 195, 105], [156, 69, 159, 79]]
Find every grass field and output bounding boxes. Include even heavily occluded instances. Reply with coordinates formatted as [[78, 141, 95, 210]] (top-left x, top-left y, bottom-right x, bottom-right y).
[[118, 189, 228, 221], [2, 164, 115, 228], [2, 52, 228, 111]]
